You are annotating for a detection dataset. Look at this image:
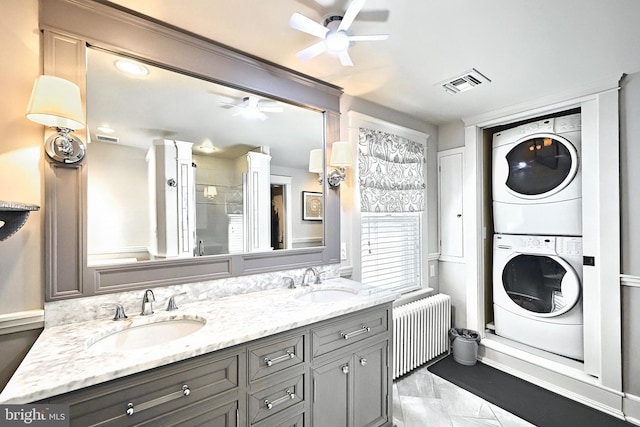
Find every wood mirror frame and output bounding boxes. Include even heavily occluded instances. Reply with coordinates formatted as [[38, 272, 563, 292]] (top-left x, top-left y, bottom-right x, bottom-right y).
[[40, 0, 342, 301]]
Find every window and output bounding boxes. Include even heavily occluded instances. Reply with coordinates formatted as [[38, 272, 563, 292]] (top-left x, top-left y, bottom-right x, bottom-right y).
[[358, 126, 426, 294], [361, 212, 422, 293]]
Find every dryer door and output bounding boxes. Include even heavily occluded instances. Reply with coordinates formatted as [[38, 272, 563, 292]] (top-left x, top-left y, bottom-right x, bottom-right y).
[[501, 253, 580, 318], [505, 133, 578, 200]]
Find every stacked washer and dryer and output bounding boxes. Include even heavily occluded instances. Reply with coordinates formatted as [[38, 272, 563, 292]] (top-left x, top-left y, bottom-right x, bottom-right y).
[[491, 113, 584, 360]]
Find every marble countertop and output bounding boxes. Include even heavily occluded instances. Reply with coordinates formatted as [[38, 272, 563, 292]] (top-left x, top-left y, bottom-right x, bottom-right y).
[[0, 278, 397, 404]]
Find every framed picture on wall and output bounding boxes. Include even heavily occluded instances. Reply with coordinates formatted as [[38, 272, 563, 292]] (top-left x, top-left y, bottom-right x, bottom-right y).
[[302, 191, 323, 221]]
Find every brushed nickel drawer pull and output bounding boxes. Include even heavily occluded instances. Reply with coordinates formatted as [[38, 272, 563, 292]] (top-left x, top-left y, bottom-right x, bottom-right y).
[[264, 350, 295, 366], [264, 389, 295, 410], [125, 384, 191, 416], [341, 325, 371, 340]]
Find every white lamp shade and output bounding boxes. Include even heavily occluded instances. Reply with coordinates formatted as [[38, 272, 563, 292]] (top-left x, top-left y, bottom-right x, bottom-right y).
[[26, 75, 85, 130], [309, 148, 324, 173], [330, 141, 352, 167]]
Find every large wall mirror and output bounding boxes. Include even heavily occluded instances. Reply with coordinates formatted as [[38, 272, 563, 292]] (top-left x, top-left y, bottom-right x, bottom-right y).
[[86, 47, 325, 265], [41, 0, 342, 300]]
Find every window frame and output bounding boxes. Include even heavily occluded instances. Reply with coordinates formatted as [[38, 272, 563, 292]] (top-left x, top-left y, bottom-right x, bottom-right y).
[[346, 112, 430, 295]]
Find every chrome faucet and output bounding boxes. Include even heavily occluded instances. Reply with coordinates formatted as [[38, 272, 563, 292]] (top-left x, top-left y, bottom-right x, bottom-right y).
[[141, 289, 155, 315], [101, 303, 128, 321], [301, 267, 321, 286], [166, 292, 187, 311]]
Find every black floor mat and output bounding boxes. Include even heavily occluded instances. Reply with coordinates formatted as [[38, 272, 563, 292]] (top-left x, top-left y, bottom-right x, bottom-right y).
[[427, 355, 632, 427]]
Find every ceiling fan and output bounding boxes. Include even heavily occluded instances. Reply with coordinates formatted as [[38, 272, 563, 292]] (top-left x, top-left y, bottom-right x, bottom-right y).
[[289, 0, 389, 66], [223, 96, 284, 121]]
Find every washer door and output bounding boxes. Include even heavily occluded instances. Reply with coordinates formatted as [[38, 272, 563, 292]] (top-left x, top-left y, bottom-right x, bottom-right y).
[[504, 133, 578, 200], [501, 253, 580, 318]]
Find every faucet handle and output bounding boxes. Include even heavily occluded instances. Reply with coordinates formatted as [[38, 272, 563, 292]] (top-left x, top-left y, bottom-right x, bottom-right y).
[[101, 303, 128, 321], [167, 292, 187, 311], [283, 276, 296, 289], [143, 289, 155, 302]]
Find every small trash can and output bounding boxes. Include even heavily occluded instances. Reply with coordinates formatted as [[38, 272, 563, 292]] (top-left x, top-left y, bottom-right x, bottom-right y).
[[449, 328, 481, 366]]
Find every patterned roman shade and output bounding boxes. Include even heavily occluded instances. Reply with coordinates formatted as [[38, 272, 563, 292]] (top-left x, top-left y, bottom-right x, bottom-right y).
[[358, 127, 426, 212]]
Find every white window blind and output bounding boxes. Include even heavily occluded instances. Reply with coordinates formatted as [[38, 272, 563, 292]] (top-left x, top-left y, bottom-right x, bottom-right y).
[[361, 212, 422, 294]]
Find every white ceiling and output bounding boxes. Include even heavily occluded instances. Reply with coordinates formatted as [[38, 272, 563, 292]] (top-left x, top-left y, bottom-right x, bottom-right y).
[[108, 0, 640, 125]]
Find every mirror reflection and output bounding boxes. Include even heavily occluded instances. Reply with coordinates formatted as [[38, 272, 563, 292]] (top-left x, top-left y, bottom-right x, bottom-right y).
[[85, 48, 325, 266]]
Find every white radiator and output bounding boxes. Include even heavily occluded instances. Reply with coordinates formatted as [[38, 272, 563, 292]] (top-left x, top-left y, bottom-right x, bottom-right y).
[[393, 293, 451, 379]]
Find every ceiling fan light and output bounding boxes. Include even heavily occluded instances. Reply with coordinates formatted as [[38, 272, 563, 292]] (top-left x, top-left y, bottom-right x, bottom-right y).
[[325, 31, 350, 53]]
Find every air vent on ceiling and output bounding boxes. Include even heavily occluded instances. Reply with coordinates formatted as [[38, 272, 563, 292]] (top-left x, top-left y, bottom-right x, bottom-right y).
[[96, 134, 120, 144], [440, 68, 491, 94]]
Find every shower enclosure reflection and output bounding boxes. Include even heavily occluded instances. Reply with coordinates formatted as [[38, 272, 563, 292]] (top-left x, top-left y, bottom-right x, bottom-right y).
[[85, 48, 324, 266]]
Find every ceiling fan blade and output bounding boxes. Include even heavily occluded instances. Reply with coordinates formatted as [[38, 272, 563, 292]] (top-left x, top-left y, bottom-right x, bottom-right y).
[[289, 13, 329, 39], [348, 34, 389, 42], [338, 0, 366, 31], [296, 41, 327, 62], [259, 107, 284, 113], [338, 50, 354, 66]]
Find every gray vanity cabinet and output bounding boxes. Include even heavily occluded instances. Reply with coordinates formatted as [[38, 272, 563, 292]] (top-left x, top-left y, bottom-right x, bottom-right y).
[[310, 306, 392, 427], [311, 352, 352, 427], [38, 303, 392, 427], [246, 331, 308, 426], [353, 341, 389, 427], [44, 347, 245, 427]]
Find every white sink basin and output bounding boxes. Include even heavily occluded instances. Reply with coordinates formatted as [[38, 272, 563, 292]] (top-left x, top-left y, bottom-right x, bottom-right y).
[[296, 288, 360, 303], [88, 317, 206, 352]]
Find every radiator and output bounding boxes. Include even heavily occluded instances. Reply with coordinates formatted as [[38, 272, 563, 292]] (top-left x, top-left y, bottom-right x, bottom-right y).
[[393, 293, 451, 379]]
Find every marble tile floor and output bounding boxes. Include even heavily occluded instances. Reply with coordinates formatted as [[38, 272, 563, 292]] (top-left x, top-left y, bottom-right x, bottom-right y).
[[393, 364, 535, 427]]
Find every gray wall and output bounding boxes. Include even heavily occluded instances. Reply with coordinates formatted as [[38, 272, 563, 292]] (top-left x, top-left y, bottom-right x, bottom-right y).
[[437, 120, 465, 151], [620, 70, 640, 396], [620, 72, 640, 276]]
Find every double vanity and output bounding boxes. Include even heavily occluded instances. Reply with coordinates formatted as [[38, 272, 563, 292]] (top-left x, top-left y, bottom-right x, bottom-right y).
[[0, 277, 396, 426]]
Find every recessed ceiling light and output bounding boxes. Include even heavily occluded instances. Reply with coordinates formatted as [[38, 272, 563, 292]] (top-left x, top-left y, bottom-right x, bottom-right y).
[[115, 60, 149, 77]]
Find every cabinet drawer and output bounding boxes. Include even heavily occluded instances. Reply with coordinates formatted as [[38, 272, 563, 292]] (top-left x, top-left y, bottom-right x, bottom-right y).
[[253, 407, 306, 427], [248, 373, 305, 425], [49, 350, 241, 427], [248, 333, 305, 382], [311, 307, 389, 357]]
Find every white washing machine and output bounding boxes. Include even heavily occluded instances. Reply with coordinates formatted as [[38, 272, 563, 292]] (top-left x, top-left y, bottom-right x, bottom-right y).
[[493, 234, 583, 360], [492, 113, 582, 236]]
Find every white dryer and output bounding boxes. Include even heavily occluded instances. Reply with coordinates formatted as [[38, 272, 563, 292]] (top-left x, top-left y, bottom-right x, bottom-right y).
[[493, 234, 583, 360], [492, 113, 582, 236]]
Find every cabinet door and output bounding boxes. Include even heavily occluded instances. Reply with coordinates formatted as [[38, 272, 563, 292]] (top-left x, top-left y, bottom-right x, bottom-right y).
[[312, 354, 352, 427], [438, 148, 464, 260], [353, 341, 388, 427]]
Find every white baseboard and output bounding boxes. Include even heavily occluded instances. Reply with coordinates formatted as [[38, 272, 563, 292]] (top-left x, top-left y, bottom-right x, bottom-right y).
[[624, 393, 640, 426], [0, 310, 44, 336]]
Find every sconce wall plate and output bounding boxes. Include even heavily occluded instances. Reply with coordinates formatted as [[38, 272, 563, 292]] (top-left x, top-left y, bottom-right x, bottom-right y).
[[44, 128, 86, 164], [327, 167, 347, 188]]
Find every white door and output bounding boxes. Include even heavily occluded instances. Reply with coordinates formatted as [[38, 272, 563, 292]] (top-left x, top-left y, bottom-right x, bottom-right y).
[[438, 148, 464, 260]]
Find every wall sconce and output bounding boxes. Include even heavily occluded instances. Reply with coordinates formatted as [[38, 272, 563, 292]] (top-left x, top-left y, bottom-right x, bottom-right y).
[[204, 186, 218, 199], [327, 141, 353, 188], [25, 75, 86, 164], [308, 148, 324, 185]]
